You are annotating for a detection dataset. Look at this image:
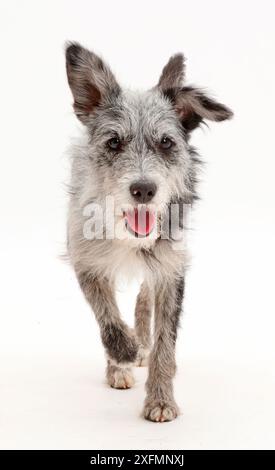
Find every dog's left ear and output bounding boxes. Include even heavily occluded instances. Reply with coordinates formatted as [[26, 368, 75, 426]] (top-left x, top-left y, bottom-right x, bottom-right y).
[[65, 42, 120, 124], [158, 55, 233, 132], [169, 86, 233, 131]]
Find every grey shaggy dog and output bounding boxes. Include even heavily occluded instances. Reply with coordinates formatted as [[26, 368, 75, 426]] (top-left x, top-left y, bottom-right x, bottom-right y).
[[65, 42, 233, 422]]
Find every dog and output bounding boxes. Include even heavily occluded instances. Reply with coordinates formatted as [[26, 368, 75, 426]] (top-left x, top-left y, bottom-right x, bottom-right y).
[[65, 42, 233, 422]]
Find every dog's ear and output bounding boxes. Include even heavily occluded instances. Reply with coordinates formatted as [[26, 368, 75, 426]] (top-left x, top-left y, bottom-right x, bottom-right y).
[[158, 55, 233, 132], [165, 86, 233, 132], [158, 53, 186, 89], [65, 42, 120, 123]]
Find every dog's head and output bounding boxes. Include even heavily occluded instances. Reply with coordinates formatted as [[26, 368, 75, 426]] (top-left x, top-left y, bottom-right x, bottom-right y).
[[66, 43, 232, 241]]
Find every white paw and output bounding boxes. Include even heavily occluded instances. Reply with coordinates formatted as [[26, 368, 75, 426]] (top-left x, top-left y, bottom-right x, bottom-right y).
[[143, 399, 179, 422], [107, 366, 135, 389], [135, 347, 150, 367]]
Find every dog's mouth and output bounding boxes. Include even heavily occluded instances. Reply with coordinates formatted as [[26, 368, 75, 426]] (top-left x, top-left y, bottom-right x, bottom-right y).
[[123, 207, 156, 238]]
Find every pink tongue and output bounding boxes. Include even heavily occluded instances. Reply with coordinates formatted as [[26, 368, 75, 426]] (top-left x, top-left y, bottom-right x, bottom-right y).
[[125, 207, 155, 236]]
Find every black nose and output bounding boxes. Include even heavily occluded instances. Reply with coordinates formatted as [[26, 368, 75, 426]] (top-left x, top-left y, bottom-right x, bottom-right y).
[[130, 181, 157, 203]]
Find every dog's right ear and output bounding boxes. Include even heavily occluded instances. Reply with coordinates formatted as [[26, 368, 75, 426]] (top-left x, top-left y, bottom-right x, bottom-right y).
[[65, 42, 120, 124]]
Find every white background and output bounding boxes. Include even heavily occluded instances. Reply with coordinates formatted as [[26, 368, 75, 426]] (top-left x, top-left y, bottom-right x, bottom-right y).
[[0, 0, 275, 450]]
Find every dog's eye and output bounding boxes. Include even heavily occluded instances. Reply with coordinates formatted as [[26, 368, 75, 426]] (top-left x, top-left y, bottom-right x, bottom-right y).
[[160, 136, 173, 150], [107, 137, 121, 151]]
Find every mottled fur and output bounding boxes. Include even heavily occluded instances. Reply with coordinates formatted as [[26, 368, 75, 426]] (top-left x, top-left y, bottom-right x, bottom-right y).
[[65, 42, 233, 422]]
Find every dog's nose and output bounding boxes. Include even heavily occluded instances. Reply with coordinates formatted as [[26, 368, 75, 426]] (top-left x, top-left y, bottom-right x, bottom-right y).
[[130, 181, 157, 203]]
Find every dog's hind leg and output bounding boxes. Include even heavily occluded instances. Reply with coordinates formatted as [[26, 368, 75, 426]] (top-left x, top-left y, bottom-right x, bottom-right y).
[[143, 276, 184, 422], [77, 270, 138, 388], [134, 282, 153, 366]]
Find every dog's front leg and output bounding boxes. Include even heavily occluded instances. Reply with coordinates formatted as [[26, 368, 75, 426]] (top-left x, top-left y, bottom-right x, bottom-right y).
[[134, 282, 153, 367], [77, 271, 138, 388], [143, 276, 184, 422]]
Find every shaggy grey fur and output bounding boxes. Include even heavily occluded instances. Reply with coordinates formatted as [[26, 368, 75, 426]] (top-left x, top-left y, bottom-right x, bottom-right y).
[[65, 42, 233, 422]]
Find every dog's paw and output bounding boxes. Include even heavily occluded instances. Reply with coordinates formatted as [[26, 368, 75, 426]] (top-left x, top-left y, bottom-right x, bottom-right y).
[[143, 399, 179, 422], [107, 364, 134, 389], [135, 346, 150, 367]]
